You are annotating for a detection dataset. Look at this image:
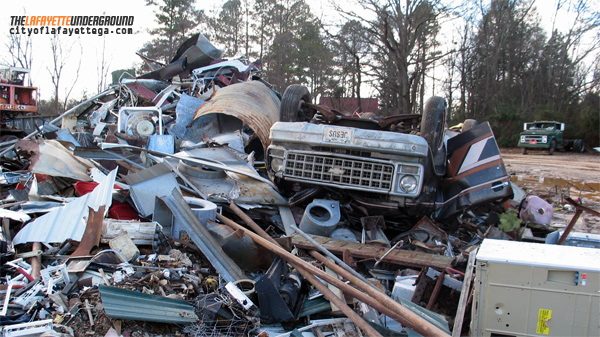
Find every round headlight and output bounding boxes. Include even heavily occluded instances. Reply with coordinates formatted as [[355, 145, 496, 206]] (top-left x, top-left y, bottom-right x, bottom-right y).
[[520, 136, 526, 143], [271, 158, 284, 171], [541, 136, 547, 143], [400, 175, 418, 193]]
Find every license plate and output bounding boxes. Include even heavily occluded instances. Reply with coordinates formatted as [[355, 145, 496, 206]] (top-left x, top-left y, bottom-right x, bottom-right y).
[[529, 139, 537, 144], [323, 127, 354, 144]]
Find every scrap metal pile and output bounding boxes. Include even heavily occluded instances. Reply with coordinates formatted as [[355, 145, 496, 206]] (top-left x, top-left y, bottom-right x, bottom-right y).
[[1, 34, 590, 337]]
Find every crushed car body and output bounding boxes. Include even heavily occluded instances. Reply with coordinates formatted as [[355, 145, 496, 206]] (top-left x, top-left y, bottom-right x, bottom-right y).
[[268, 93, 513, 221]]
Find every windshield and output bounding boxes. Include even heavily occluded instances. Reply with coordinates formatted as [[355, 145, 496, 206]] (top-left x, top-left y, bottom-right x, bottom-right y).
[[527, 123, 556, 130]]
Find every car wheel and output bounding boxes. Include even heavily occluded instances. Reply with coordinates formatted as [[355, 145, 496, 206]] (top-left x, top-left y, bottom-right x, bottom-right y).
[[577, 139, 586, 153], [573, 139, 582, 153], [549, 139, 556, 155], [522, 147, 528, 155], [421, 96, 447, 176], [461, 119, 478, 132], [280, 84, 312, 122]]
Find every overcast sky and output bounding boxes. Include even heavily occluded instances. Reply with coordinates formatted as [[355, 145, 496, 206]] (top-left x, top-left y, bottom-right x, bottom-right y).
[[1, 0, 581, 102]]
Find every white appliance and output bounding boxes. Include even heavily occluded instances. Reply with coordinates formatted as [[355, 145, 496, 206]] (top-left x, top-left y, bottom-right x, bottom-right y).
[[471, 239, 600, 336]]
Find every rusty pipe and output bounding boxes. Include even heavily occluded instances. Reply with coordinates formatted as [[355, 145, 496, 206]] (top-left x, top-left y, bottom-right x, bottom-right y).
[[30, 242, 42, 279], [292, 262, 383, 337], [227, 203, 279, 246], [222, 206, 382, 336], [217, 214, 451, 337], [290, 224, 380, 293]]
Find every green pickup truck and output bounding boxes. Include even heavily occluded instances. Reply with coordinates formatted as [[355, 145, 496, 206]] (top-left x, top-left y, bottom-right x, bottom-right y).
[[518, 121, 585, 155]]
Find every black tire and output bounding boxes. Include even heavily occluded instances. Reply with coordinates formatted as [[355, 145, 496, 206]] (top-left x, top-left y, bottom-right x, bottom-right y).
[[573, 139, 582, 153], [280, 84, 312, 122], [578, 139, 586, 153], [421, 96, 447, 176], [549, 139, 556, 155], [461, 119, 478, 132], [522, 147, 528, 155], [564, 140, 573, 152]]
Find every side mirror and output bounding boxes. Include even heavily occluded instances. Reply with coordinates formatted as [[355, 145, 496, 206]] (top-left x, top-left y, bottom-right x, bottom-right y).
[[560, 123, 565, 131], [523, 123, 527, 131]]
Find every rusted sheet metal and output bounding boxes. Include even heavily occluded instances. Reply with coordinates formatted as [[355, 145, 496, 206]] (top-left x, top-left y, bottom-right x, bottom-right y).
[[290, 233, 454, 270], [71, 205, 106, 257], [192, 81, 280, 151], [15, 139, 94, 181]]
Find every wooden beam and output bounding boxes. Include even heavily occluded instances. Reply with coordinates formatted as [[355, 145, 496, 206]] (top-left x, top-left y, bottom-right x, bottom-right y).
[[290, 233, 454, 270]]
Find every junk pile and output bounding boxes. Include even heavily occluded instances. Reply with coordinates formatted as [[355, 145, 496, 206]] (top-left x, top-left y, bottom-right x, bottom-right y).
[[1, 34, 599, 337]]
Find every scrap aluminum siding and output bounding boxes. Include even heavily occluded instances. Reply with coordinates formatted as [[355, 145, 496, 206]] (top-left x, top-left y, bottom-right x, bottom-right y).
[[13, 169, 117, 245], [129, 173, 180, 217], [193, 80, 280, 151], [99, 285, 198, 324]]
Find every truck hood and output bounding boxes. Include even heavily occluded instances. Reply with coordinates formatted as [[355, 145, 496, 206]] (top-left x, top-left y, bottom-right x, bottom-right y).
[[519, 130, 557, 136]]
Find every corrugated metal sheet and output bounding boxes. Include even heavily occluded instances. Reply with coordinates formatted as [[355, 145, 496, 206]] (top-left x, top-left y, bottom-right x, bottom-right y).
[[193, 81, 280, 151], [99, 285, 198, 324], [13, 169, 117, 245]]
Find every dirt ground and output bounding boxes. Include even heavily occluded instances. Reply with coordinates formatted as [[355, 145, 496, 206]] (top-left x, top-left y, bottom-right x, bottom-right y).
[[501, 148, 600, 235], [501, 148, 600, 182]]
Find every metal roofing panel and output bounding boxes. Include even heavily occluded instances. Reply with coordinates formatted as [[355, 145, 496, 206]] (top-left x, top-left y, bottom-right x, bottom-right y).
[[99, 285, 198, 324], [13, 169, 117, 245]]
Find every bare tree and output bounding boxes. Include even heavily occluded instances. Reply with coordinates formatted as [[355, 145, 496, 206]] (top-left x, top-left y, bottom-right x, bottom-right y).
[[97, 35, 112, 92], [5, 9, 34, 85], [47, 34, 83, 113]]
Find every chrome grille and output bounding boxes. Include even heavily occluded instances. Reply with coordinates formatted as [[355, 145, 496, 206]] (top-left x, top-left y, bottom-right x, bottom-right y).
[[284, 152, 394, 191], [523, 135, 543, 141]]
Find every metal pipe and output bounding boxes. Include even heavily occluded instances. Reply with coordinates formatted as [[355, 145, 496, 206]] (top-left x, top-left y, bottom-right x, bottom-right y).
[[293, 261, 383, 337], [0, 87, 116, 156], [227, 203, 279, 246], [30, 242, 42, 279], [225, 204, 383, 336], [374, 239, 403, 268], [0, 139, 18, 147], [217, 214, 451, 337], [290, 224, 382, 293]]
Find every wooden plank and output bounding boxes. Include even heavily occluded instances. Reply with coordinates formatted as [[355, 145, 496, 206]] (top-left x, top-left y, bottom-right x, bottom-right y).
[[325, 258, 344, 313], [452, 248, 478, 337], [290, 233, 453, 270]]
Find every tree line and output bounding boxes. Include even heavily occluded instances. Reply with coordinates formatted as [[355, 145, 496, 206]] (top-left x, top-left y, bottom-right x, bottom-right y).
[[124, 0, 600, 147]]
